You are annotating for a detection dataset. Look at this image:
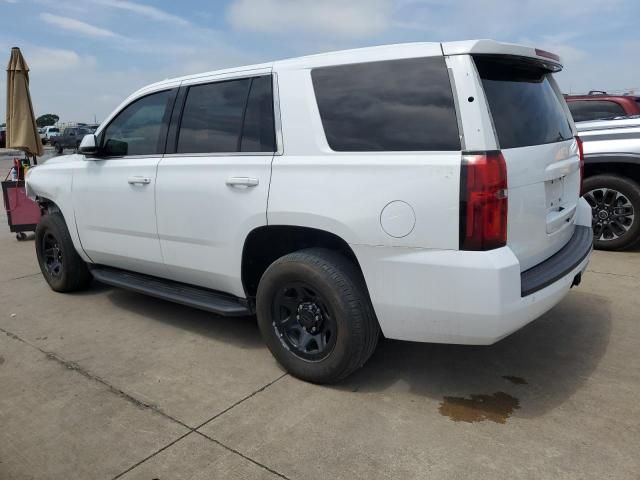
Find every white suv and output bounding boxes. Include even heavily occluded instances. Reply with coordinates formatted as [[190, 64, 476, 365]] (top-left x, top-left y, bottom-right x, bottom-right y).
[[26, 40, 593, 383]]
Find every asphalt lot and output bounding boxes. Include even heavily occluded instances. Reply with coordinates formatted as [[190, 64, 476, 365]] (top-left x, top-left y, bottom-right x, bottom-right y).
[[1, 151, 639, 479]]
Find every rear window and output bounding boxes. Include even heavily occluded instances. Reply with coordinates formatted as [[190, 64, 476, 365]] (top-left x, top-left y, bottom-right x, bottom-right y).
[[568, 100, 626, 122], [474, 55, 573, 149], [311, 56, 460, 151]]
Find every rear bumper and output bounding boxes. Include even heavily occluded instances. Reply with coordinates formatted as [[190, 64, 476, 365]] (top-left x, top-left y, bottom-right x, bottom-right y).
[[353, 211, 593, 345], [521, 225, 592, 296]]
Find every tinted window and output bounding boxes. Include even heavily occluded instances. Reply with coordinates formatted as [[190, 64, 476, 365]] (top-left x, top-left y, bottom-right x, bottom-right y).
[[178, 79, 250, 153], [312, 57, 460, 151], [49, 128, 59, 133], [240, 76, 276, 152], [102, 90, 171, 156], [568, 100, 626, 122], [474, 56, 573, 149]]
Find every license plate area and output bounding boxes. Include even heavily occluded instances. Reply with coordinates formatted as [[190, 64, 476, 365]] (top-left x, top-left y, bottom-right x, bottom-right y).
[[545, 177, 565, 210], [545, 176, 576, 234]]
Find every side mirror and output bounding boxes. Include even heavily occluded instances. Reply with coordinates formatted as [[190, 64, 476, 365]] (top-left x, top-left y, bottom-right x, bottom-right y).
[[79, 134, 98, 155]]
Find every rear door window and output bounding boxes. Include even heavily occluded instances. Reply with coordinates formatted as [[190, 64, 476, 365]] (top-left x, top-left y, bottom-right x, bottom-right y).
[[176, 76, 276, 154], [568, 100, 626, 122], [177, 79, 250, 154], [240, 76, 276, 152], [311, 56, 460, 151], [474, 55, 573, 149]]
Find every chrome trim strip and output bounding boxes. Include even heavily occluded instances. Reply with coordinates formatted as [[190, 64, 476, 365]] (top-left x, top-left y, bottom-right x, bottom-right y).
[[272, 72, 284, 156], [162, 152, 274, 158]]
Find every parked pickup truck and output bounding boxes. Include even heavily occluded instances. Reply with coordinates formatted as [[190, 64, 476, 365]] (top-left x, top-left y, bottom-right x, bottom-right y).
[[26, 40, 592, 383], [566, 92, 640, 122], [578, 116, 640, 250], [50, 126, 94, 154]]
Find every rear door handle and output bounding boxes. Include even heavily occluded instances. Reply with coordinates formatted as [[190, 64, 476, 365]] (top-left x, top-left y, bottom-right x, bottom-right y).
[[226, 177, 259, 188], [127, 176, 151, 185]]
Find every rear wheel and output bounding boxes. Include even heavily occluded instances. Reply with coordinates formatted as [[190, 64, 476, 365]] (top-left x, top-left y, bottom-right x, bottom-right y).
[[35, 213, 92, 292], [256, 248, 379, 384], [584, 174, 640, 250]]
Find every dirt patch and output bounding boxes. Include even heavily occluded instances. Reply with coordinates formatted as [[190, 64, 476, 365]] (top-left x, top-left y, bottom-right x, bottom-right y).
[[0, 356, 4, 365], [439, 392, 520, 424]]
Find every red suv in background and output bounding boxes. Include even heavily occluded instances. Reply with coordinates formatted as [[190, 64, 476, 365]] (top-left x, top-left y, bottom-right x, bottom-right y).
[[566, 91, 640, 122]]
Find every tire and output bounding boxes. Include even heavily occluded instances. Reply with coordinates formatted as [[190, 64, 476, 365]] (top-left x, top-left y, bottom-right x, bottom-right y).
[[55, 143, 63, 154], [256, 248, 379, 384], [583, 174, 640, 251], [35, 213, 92, 292]]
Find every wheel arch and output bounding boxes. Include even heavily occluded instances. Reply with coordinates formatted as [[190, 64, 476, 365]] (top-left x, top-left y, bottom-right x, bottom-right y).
[[241, 225, 369, 299], [584, 156, 640, 185], [34, 196, 92, 263]]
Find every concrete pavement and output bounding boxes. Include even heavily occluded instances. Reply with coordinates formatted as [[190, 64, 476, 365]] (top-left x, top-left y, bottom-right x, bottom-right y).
[[0, 165, 639, 478]]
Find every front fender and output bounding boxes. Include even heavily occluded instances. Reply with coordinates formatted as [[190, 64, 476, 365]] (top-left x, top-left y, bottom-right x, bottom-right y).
[[24, 157, 92, 263]]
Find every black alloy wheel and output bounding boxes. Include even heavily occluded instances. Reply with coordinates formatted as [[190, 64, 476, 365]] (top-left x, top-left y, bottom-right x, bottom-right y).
[[256, 248, 380, 384], [41, 231, 64, 278], [35, 212, 93, 292], [272, 282, 337, 362]]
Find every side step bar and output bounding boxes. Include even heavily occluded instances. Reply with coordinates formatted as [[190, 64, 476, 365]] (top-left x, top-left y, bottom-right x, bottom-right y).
[[90, 266, 252, 316]]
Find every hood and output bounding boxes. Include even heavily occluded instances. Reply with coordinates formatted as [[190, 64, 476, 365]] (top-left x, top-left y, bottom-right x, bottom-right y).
[[42, 153, 81, 165]]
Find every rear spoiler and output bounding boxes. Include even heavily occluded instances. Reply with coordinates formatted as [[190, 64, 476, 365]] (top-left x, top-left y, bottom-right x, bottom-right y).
[[441, 39, 563, 72]]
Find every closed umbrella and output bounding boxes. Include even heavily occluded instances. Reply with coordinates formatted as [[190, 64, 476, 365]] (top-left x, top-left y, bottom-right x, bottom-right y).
[[6, 47, 43, 160]]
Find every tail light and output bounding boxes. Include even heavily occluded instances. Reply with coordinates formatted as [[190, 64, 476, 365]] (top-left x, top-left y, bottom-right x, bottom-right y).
[[575, 135, 585, 196], [460, 151, 508, 251]]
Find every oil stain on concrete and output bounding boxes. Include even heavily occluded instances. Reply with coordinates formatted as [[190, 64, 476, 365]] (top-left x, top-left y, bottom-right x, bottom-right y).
[[439, 392, 520, 424]]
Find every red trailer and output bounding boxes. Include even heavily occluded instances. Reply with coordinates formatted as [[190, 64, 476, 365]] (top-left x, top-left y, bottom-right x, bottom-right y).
[[2, 159, 41, 240]]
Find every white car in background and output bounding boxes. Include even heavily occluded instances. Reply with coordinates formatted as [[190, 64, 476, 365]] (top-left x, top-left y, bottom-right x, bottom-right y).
[[26, 40, 593, 383], [40, 126, 60, 144]]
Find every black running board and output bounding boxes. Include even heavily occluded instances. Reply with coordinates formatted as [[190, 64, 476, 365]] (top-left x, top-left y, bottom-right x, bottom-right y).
[[90, 266, 252, 316]]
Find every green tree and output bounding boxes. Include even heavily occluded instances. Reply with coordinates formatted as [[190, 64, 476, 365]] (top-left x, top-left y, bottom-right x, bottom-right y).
[[36, 114, 59, 128]]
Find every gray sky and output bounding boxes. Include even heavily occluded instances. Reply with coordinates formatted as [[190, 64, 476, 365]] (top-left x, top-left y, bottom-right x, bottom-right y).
[[2, 0, 638, 124]]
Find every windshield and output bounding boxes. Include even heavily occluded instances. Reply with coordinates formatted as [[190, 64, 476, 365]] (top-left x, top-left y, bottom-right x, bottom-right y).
[[474, 55, 573, 149], [49, 128, 59, 133]]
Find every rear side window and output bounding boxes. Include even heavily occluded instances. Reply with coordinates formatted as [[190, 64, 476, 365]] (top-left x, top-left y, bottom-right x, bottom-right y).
[[474, 55, 573, 149], [177, 75, 275, 154], [568, 100, 626, 122], [311, 57, 460, 151]]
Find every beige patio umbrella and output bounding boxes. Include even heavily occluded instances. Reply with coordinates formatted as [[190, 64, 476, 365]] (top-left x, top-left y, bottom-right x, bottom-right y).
[[6, 47, 43, 159]]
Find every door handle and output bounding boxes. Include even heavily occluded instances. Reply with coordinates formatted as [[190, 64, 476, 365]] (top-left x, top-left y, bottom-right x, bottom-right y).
[[226, 177, 259, 188], [127, 176, 151, 185]]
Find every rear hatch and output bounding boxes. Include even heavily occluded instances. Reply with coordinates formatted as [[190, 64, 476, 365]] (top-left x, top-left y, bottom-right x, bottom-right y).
[[474, 55, 580, 271]]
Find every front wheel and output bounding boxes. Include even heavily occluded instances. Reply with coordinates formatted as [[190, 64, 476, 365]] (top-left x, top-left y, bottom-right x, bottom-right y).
[[256, 248, 379, 384], [55, 143, 63, 154], [35, 213, 92, 292], [583, 174, 640, 250]]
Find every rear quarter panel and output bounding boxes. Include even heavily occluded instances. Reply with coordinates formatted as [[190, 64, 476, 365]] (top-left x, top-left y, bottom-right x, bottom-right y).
[[268, 68, 461, 249]]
